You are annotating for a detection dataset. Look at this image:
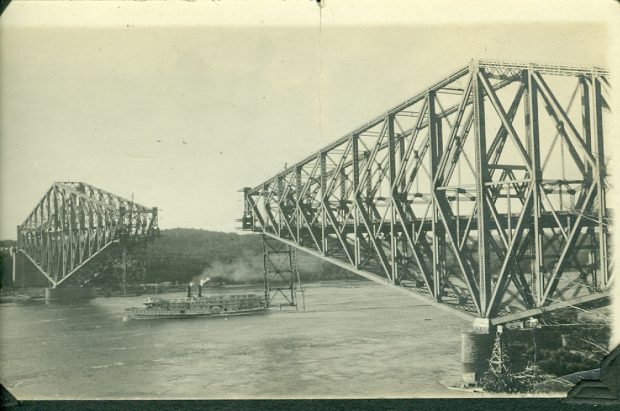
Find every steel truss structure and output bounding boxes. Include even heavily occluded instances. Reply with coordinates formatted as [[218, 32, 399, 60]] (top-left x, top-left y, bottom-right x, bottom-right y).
[[242, 60, 612, 325], [17, 182, 159, 288], [263, 235, 305, 310]]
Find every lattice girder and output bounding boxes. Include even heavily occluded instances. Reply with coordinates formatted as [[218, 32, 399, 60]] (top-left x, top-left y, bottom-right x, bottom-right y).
[[17, 182, 158, 287], [242, 60, 612, 324]]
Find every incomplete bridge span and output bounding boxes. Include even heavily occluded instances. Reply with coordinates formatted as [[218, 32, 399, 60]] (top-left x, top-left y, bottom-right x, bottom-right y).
[[14, 182, 158, 295], [242, 60, 613, 326]]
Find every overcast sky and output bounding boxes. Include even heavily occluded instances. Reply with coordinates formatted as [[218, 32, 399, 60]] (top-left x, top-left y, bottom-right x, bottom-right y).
[[0, 1, 617, 239]]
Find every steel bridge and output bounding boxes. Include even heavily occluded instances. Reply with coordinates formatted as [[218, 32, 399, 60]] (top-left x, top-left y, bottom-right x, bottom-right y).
[[242, 60, 613, 326], [15, 182, 159, 291]]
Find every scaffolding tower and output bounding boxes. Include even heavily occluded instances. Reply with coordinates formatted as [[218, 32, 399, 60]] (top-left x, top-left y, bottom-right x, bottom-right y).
[[262, 235, 305, 310]]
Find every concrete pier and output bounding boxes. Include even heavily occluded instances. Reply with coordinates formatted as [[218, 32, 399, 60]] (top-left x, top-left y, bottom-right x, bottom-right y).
[[461, 331, 493, 385], [461, 319, 494, 385]]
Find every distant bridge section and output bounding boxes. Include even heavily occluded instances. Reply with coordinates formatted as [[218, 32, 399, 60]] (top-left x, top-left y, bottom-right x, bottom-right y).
[[16, 182, 159, 289], [242, 60, 612, 325]]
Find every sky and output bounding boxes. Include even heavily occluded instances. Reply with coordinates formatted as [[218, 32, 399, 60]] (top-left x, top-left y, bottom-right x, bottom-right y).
[[0, 0, 617, 240]]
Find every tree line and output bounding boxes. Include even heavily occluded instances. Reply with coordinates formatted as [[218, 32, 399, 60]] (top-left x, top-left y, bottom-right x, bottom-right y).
[[145, 228, 359, 285]]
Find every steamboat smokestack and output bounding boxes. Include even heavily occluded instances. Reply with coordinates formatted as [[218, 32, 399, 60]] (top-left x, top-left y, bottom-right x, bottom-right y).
[[187, 284, 191, 298], [198, 283, 202, 297]]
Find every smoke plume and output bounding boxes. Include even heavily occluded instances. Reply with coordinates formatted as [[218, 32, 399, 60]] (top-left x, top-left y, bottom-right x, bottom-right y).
[[194, 250, 263, 284]]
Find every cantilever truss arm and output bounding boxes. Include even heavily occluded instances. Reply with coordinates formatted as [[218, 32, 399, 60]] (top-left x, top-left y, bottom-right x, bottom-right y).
[[242, 60, 611, 323], [17, 182, 159, 287]]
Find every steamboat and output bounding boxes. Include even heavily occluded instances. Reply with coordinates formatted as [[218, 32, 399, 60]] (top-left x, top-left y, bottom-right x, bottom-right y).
[[123, 278, 266, 321]]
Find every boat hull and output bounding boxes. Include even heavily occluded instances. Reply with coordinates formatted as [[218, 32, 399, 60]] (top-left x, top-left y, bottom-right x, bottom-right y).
[[123, 307, 268, 321]]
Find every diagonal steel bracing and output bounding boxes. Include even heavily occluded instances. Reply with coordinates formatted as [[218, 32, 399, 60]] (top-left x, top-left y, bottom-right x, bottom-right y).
[[241, 60, 612, 324], [17, 182, 159, 288]]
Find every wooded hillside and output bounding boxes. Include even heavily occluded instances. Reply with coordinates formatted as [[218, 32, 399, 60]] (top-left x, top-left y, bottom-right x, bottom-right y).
[[145, 228, 359, 284]]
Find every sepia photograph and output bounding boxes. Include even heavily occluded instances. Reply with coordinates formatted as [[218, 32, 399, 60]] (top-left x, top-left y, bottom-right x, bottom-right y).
[[0, 0, 619, 407]]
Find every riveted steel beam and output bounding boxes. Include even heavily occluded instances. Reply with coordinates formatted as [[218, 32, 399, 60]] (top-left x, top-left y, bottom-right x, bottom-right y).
[[241, 60, 612, 322], [17, 182, 158, 288]]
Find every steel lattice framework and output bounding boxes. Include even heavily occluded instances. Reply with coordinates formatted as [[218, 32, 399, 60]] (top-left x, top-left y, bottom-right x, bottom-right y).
[[242, 60, 613, 325], [17, 182, 159, 288]]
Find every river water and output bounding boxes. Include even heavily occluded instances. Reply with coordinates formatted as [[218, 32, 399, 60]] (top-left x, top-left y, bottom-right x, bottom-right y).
[[1, 281, 471, 399]]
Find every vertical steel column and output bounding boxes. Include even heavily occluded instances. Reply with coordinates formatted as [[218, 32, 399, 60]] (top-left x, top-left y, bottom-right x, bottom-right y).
[[580, 76, 593, 184], [398, 134, 407, 192], [591, 74, 609, 286], [277, 175, 284, 233], [66, 195, 73, 280], [588, 227, 597, 286], [120, 243, 127, 296], [320, 152, 328, 254], [242, 188, 251, 221], [53, 188, 60, 279], [352, 134, 361, 267], [39, 201, 44, 272], [580, 76, 597, 287], [339, 168, 347, 224], [296, 166, 302, 243], [262, 234, 270, 305], [473, 64, 491, 314], [152, 207, 159, 236], [44, 193, 50, 271], [436, 112, 444, 291], [428, 90, 443, 300], [288, 248, 295, 305], [61, 190, 67, 281], [291, 246, 305, 310], [13, 226, 19, 286], [262, 184, 271, 234], [364, 151, 372, 207], [525, 69, 544, 305], [11, 247, 16, 285], [397, 134, 408, 280], [388, 114, 398, 283]]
